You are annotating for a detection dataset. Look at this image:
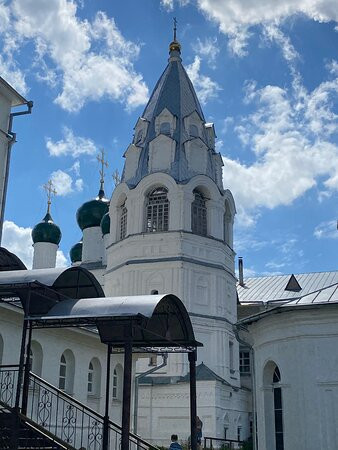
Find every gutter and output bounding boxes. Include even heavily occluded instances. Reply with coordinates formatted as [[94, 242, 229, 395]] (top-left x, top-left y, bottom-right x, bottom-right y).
[[133, 353, 168, 435], [0, 100, 33, 244], [233, 323, 257, 450]]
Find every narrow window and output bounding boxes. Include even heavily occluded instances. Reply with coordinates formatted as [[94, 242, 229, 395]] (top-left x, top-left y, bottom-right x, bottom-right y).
[[120, 202, 127, 240], [229, 341, 234, 374], [88, 361, 94, 394], [149, 355, 158, 366], [112, 369, 118, 400], [237, 427, 242, 441], [145, 187, 169, 233], [191, 189, 207, 236], [59, 354, 67, 391], [239, 351, 250, 374], [273, 366, 284, 450]]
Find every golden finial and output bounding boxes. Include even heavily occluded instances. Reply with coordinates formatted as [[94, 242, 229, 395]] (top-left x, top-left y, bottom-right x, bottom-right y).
[[97, 149, 109, 193], [43, 179, 57, 214], [169, 17, 181, 54], [112, 169, 121, 187]]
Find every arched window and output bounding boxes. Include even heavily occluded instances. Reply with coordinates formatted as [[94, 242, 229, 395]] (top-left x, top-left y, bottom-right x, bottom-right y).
[[112, 364, 123, 401], [189, 124, 199, 138], [191, 189, 207, 236], [58, 350, 75, 394], [30, 341, 43, 377], [87, 358, 101, 397], [119, 202, 128, 240], [160, 122, 171, 135], [145, 187, 169, 233], [273, 366, 284, 450]]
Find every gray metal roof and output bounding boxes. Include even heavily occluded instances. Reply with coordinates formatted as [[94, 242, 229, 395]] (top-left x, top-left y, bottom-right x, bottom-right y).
[[122, 48, 219, 186], [237, 271, 338, 304]]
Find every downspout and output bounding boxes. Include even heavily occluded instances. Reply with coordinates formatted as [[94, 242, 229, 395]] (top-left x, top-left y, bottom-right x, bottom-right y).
[[0, 100, 33, 244], [233, 324, 257, 450], [133, 353, 168, 435]]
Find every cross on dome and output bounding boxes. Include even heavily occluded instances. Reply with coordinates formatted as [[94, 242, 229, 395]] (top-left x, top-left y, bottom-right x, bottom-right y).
[[97, 149, 109, 198], [43, 179, 57, 214]]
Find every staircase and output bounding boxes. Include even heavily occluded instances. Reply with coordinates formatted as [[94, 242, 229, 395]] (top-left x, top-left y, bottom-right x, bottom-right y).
[[0, 365, 157, 450]]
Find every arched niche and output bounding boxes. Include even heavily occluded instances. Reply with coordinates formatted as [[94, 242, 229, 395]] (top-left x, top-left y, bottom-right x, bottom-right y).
[[30, 340, 43, 377], [112, 363, 123, 401], [59, 349, 75, 395], [0, 333, 3, 365]]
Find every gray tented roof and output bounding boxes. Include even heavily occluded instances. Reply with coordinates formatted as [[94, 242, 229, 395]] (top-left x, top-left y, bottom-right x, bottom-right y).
[[123, 50, 218, 186], [237, 271, 338, 304]]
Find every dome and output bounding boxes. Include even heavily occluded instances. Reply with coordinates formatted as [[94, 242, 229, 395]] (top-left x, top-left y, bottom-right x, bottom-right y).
[[76, 190, 109, 231], [70, 241, 83, 263], [32, 212, 61, 245], [100, 212, 110, 235]]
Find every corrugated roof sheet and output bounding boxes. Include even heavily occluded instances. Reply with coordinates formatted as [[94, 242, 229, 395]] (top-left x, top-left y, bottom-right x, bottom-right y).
[[237, 271, 338, 304]]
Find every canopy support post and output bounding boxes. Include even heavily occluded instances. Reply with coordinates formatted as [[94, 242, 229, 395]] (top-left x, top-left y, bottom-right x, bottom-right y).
[[121, 333, 133, 450], [103, 344, 111, 450], [189, 349, 198, 450], [21, 321, 32, 415]]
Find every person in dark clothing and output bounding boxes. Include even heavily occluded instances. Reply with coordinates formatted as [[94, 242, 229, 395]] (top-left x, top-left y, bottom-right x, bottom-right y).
[[169, 434, 182, 450]]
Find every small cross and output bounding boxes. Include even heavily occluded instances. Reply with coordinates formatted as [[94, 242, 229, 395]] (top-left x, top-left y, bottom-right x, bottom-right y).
[[173, 17, 177, 41], [112, 169, 121, 187], [43, 179, 57, 213], [97, 149, 109, 186]]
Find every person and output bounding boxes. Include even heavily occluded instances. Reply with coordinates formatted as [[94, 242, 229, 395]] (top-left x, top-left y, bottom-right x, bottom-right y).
[[169, 434, 183, 450], [196, 416, 203, 446]]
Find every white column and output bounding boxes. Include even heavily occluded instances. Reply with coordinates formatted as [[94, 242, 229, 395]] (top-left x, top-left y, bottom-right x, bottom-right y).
[[82, 227, 104, 263], [32, 242, 58, 269]]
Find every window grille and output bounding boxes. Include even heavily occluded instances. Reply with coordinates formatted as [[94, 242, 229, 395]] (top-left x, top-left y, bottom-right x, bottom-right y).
[[191, 190, 207, 236], [273, 366, 284, 449], [145, 187, 169, 233], [120, 203, 127, 240], [59, 354, 67, 390], [112, 369, 118, 399], [88, 361, 94, 394], [239, 351, 250, 374]]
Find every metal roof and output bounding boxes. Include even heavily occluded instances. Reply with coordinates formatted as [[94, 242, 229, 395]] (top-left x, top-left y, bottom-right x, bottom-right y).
[[237, 271, 338, 304], [0, 247, 26, 271], [0, 76, 27, 106], [30, 294, 201, 351], [122, 49, 219, 186]]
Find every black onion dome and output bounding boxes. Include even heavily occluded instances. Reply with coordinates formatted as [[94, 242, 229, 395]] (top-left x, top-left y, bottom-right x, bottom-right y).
[[32, 212, 61, 245], [76, 190, 109, 231], [70, 241, 83, 263]]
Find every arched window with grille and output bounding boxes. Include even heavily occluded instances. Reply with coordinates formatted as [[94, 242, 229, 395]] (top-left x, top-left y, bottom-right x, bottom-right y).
[[87, 358, 101, 397], [0, 334, 3, 365], [273, 366, 284, 450], [191, 189, 207, 236], [59, 354, 67, 391], [112, 364, 123, 401], [58, 350, 75, 394], [119, 202, 128, 240], [145, 187, 169, 233], [30, 341, 43, 377]]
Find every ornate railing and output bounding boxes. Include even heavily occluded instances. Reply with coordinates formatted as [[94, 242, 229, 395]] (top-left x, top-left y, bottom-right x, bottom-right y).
[[204, 436, 245, 449], [0, 366, 157, 450]]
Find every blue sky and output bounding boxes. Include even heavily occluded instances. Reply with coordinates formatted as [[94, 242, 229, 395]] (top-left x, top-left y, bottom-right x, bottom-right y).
[[0, 0, 337, 276]]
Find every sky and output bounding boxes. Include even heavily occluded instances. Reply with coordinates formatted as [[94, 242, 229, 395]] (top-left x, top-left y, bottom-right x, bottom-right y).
[[0, 0, 337, 276]]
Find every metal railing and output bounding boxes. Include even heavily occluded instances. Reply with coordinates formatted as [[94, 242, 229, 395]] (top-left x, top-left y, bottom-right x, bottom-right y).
[[0, 366, 158, 450], [204, 436, 245, 449]]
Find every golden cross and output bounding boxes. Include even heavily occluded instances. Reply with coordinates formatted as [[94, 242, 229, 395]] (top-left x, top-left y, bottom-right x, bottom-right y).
[[97, 149, 109, 187], [112, 169, 121, 187], [43, 179, 57, 214]]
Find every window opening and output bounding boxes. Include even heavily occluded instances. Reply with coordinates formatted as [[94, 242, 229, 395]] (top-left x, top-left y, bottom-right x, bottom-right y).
[[239, 351, 250, 374], [229, 341, 234, 373], [120, 203, 127, 240], [160, 122, 171, 135], [149, 355, 158, 366], [191, 190, 207, 236], [273, 366, 284, 450], [146, 187, 169, 233], [88, 361, 94, 394], [59, 354, 67, 391], [112, 369, 118, 399], [189, 124, 199, 137]]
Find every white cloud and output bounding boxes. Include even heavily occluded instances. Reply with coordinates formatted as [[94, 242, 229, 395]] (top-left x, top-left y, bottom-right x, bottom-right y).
[[2, 220, 68, 268], [314, 220, 338, 239], [50, 169, 82, 196], [0, 54, 28, 95], [46, 127, 96, 158], [160, 0, 190, 10], [186, 55, 221, 104], [221, 116, 234, 134], [222, 68, 338, 225], [192, 37, 219, 68], [196, 0, 338, 56], [2, 1, 148, 112]]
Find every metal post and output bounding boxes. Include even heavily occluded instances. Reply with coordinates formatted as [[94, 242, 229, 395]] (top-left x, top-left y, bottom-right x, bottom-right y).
[[15, 319, 28, 411], [21, 321, 32, 415], [121, 337, 133, 450], [189, 350, 198, 450], [102, 344, 111, 450]]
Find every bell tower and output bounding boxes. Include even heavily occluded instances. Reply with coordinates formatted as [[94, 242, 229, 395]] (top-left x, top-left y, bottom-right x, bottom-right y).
[[105, 34, 237, 383]]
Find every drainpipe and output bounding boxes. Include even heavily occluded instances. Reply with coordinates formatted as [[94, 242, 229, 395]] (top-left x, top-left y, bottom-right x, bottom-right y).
[[133, 353, 168, 435], [233, 324, 257, 450], [0, 100, 33, 244]]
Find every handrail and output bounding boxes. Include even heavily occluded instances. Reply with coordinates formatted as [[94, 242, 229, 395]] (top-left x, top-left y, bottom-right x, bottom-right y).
[[204, 436, 245, 449], [0, 364, 20, 368]]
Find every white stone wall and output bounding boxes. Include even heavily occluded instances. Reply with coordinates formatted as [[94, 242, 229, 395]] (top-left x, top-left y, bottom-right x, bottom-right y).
[[32, 242, 58, 269], [249, 307, 338, 450], [0, 91, 12, 223], [82, 226, 105, 264]]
